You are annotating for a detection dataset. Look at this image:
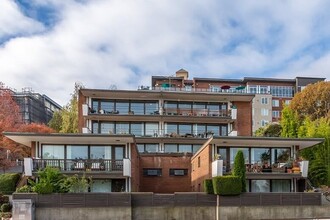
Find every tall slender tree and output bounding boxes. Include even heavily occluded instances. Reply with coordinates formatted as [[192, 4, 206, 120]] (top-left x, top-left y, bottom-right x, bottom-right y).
[[233, 150, 246, 192]]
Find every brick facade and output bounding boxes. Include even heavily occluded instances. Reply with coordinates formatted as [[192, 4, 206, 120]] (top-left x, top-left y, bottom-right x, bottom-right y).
[[139, 153, 192, 193], [191, 144, 212, 192]]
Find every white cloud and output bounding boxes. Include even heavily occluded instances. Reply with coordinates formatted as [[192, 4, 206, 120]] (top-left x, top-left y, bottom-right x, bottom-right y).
[[0, 0, 44, 39], [0, 0, 329, 105]]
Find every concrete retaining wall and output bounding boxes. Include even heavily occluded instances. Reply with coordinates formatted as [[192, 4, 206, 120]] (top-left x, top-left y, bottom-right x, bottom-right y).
[[36, 207, 132, 220], [218, 206, 330, 220], [13, 193, 330, 220], [34, 205, 330, 220]]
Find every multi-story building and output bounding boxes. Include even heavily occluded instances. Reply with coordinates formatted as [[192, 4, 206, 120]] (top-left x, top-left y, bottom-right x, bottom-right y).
[[151, 69, 325, 132], [3, 70, 324, 193], [0, 86, 62, 124], [76, 84, 253, 192], [13, 87, 62, 124]]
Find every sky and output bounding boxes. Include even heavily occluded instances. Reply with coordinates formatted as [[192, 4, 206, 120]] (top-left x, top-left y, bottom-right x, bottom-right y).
[[0, 0, 329, 106]]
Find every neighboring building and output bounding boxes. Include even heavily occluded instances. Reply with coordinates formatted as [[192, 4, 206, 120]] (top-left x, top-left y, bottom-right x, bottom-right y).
[[13, 87, 62, 124], [151, 70, 325, 132]]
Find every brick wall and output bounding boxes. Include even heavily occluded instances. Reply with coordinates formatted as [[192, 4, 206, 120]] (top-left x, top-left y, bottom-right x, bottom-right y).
[[130, 143, 140, 192], [234, 101, 252, 136], [191, 144, 212, 192], [139, 154, 192, 193]]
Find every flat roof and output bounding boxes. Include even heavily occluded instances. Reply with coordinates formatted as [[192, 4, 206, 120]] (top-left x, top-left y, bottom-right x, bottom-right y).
[[211, 136, 324, 148], [243, 77, 296, 83], [3, 132, 135, 147], [80, 89, 255, 102], [192, 136, 324, 160]]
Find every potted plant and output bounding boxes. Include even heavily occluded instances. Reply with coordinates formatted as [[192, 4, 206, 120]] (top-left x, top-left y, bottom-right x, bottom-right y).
[[285, 158, 294, 173]]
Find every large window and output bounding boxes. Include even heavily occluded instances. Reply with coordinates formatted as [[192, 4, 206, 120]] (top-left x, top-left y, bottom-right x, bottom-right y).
[[116, 122, 129, 134], [90, 146, 111, 159], [130, 102, 144, 115], [93, 121, 159, 136], [145, 123, 159, 136], [100, 122, 114, 134], [100, 101, 114, 113], [145, 102, 159, 115], [130, 123, 144, 136], [66, 145, 88, 160], [251, 148, 270, 164], [271, 148, 290, 164], [230, 148, 249, 167], [251, 180, 270, 192], [270, 86, 294, 98], [179, 145, 192, 153], [164, 144, 178, 153], [145, 144, 159, 153], [271, 180, 290, 192], [165, 123, 178, 134], [91, 99, 158, 115], [179, 124, 192, 135], [42, 145, 64, 159], [116, 102, 129, 115]]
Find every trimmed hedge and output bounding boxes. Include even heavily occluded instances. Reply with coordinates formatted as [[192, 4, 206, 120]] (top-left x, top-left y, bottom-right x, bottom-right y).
[[0, 173, 20, 194], [212, 176, 242, 195], [203, 179, 214, 194]]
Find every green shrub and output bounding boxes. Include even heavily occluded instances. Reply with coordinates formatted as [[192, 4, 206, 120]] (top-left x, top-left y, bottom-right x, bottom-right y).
[[0, 194, 9, 206], [33, 182, 53, 194], [203, 179, 214, 194], [16, 185, 33, 193], [212, 176, 242, 195], [0, 173, 21, 194], [61, 174, 90, 193], [29, 167, 66, 194], [232, 150, 246, 192], [1, 203, 12, 212]]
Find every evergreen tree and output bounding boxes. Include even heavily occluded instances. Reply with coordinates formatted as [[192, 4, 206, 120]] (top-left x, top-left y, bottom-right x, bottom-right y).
[[233, 150, 246, 192]]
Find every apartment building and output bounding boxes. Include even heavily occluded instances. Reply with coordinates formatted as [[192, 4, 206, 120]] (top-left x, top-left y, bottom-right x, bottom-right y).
[[6, 87, 62, 124], [151, 69, 325, 132], [3, 70, 324, 193], [77, 86, 253, 192]]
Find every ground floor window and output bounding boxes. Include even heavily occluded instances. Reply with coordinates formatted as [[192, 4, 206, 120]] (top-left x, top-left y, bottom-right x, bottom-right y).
[[251, 180, 270, 192], [91, 179, 126, 192], [248, 179, 291, 192]]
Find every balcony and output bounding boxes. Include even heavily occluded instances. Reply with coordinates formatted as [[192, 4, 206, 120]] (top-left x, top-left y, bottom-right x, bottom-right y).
[[163, 108, 231, 117], [31, 159, 123, 172]]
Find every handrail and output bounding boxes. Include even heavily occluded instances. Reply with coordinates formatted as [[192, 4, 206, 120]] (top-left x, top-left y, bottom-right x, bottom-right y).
[[32, 159, 123, 172]]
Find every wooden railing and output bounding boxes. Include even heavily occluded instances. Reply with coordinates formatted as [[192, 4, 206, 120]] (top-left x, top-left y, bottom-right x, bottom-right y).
[[32, 159, 123, 172]]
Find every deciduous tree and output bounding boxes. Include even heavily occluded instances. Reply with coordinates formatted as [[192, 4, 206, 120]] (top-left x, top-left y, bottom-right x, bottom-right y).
[[290, 81, 330, 121]]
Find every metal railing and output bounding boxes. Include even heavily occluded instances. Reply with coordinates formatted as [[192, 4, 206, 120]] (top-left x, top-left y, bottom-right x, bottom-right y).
[[32, 159, 123, 172], [89, 108, 232, 118]]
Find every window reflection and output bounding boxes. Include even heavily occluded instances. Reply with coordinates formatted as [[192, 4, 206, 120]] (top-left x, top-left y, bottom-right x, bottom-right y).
[[67, 145, 88, 160]]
